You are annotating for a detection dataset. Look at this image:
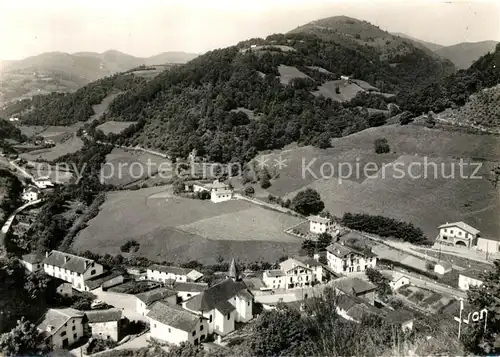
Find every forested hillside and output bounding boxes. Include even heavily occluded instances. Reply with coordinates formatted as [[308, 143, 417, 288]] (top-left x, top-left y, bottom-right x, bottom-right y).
[[398, 43, 500, 117], [0, 120, 26, 142]]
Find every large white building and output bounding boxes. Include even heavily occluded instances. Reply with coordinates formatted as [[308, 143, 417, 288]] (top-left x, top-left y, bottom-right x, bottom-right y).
[[148, 301, 208, 346], [22, 186, 40, 202], [192, 180, 233, 203], [42, 250, 105, 291], [458, 271, 484, 291], [326, 242, 377, 275], [182, 278, 253, 336], [20, 252, 45, 272], [262, 257, 324, 290], [37, 308, 85, 349], [147, 264, 203, 283], [307, 215, 336, 234], [436, 221, 480, 248], [476, 236, 500, 255]]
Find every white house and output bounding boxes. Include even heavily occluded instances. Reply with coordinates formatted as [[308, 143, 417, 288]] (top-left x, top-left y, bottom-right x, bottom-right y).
[[182, 278, 253, 336], [458, 271, 484, 291], [436, 222, 480, 248], [148, 301, 208, 346], [43, 250, 105, 291], [135, 287, 178, 316], [192, 180, 233, 203], [22, 186, 40, 202], [34, 178, 54, 189], [169, 282, 209, 302], [387, 272, 410, 291], [21, 252, 45, 272], [84, 308, 122, 341], [147, 264, 203, 283], [262, 257, 323, 290], [308, 215, 336, 234], [326, 242, 377, 275], [37, 308, 85, 349], [340, 75, 350, 80], [476, 236, 500, 255], [434, 262, 453, 275]]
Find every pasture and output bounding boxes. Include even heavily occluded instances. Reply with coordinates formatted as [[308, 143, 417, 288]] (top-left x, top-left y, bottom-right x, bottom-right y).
[[260, 124, 500, 240], [20, 135, 83, 162], [96, 121, 138, 135], [277, 65, 311, 85], [312, 79, 364, 102], [73, 187, 303, 264]]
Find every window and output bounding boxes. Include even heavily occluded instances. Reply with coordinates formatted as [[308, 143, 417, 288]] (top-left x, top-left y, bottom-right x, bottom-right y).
[[247, 301, 250, 306], [227, 313, 230, 320], [192, 330, 196, 337], [90, 269, 96, 275], [200, 325, 204, 331], [450, 230, 454, 234], [168, 328, 171, 333], [209, 315, 212, 323], [458, 231, 462, 235], [61, 331, 67, 337], [444, 228, 447, 232], [73, 333, 77, 339], [72, 326, 76, 331]]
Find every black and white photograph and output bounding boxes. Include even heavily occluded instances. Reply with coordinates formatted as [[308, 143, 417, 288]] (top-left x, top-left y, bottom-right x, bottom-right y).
[[0, 0, 499, 355]]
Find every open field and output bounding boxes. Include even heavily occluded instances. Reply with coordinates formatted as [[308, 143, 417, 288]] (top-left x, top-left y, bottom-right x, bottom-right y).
[[87, 92, 123, 123], [312, 79, 364, 102], [73, 187, 303, 263], [277, 65, 311, 85], [102, 148, 172, 186], [96, 121, 138, 135], [261, 124, 500, 240], [20, 135, 83, 162]]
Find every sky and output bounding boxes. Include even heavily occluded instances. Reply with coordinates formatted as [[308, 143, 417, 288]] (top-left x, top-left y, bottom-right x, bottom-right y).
[[0, 0, 499, 60]]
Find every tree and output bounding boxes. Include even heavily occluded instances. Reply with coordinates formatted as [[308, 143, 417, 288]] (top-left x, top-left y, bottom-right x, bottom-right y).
[[244, 186, 255, 196], [260, 175, 271, 189], [173, 180, 185, 194], [291, 188, 324, 216], [463, 260, 500, 354], [0, 317, 46, 356], [365, 268, 392, 297], [374, 138, 390, 154], [195, 190, 211, 200], [317, 232, 333, 251], [425, 111, 436, 128], [166, 342, 206, 357]]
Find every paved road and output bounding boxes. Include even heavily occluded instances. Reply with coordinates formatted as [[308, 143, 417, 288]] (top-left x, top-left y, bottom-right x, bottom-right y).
[[1, 199, 42, 234]]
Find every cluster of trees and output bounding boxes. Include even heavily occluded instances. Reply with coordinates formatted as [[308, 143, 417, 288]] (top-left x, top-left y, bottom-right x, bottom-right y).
[[365, 267, 392, 297], [0, 120, 26, 143], [341, 212, 426, 243], [374, 138, 390, 154], [120, 239, 140, 253], [301, 232, 333, 257], [0, 169, 23, 224], [291, 188, 325, 216]]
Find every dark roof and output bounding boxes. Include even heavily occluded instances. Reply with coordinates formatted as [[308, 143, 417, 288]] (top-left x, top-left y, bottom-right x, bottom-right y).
[[22, 252, 45, 264], [136, 287, 178, 305], [460, 270, 486, 280], [184, 278, 253, 312], [332, 277, 376, 295], [84, 308, 122, 323], [215, 300, 236, 314], [43, 250, 96, 274], [265, 269, 285, 277], [347, 304, 380, 321], [326, 242, 376, 258], [336, 294, 363, 311], [384, 309, 414, 325], [85, 270, 124, 290], [294, 256, 321, 267], [172, 282, 208, 293], [149, 264, 191, 276], [146, 301, 202, 332]]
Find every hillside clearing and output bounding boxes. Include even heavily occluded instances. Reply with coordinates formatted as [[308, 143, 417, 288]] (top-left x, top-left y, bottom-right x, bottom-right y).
[[96, 121, 138, 135], [277, 65, 311, 85], [72, 187, 303, 263], [312, 80, 364, 102]]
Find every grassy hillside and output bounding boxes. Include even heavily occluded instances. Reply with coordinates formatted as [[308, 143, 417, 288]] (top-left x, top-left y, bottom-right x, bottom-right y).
[[0, 50, 198, 105], [259, 124, 500, 240], [435, 41, 499, 70], [391, 32, 445, 52]]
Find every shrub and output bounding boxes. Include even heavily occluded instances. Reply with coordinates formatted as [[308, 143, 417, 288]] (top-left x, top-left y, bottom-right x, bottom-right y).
[[374, 138, 390, 154], [85, 338, 117, 355], [195, 190, 211, 200], [291, 188, 325, 216], [120, 239, 140, 253], [244, 186, 255, 196]]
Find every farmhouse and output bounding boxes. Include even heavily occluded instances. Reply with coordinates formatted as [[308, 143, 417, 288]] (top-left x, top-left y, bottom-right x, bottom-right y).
[[308, 215, 336, 234], [182, 278, 254, 336], [20, 252, 45, 272], [434, 262, 453, 275], [147, 301, 208, 346], [436, 221, 480, 248], [476, 236, 500, 254], [136, 287, 178, 316], [147, 264, 203, 283], [84, 308, 122, 341], [326, 242, 377, 275], [37, 308, 85, 349], [34, 178, 54, 189], [262, 256, 324, 290], [42, 250, 105, 291], [22, 186, 40, 202], [331, 276, 377, 305], [458, 271, 484, 291], [192, 180, 233, 203]]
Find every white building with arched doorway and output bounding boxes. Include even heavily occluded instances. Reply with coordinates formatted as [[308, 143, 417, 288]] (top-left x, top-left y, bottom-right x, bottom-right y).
[[436, 222, 480, 248]]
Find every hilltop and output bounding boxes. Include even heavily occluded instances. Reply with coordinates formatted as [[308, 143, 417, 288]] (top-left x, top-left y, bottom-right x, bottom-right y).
[[0, 50, 198, 104], [434, 40, 499, 70]]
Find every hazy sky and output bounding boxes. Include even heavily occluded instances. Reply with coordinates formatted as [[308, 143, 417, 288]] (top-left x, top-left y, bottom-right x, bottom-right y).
[[1, 0, 499, 60]]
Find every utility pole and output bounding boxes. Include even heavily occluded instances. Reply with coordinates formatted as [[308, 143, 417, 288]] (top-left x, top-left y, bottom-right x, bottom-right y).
[[458, 298, 464, 340]]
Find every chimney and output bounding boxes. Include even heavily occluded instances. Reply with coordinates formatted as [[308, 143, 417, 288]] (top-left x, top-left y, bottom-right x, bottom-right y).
[[45, 251, 49, 258], [46, 325, 54, 332]]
